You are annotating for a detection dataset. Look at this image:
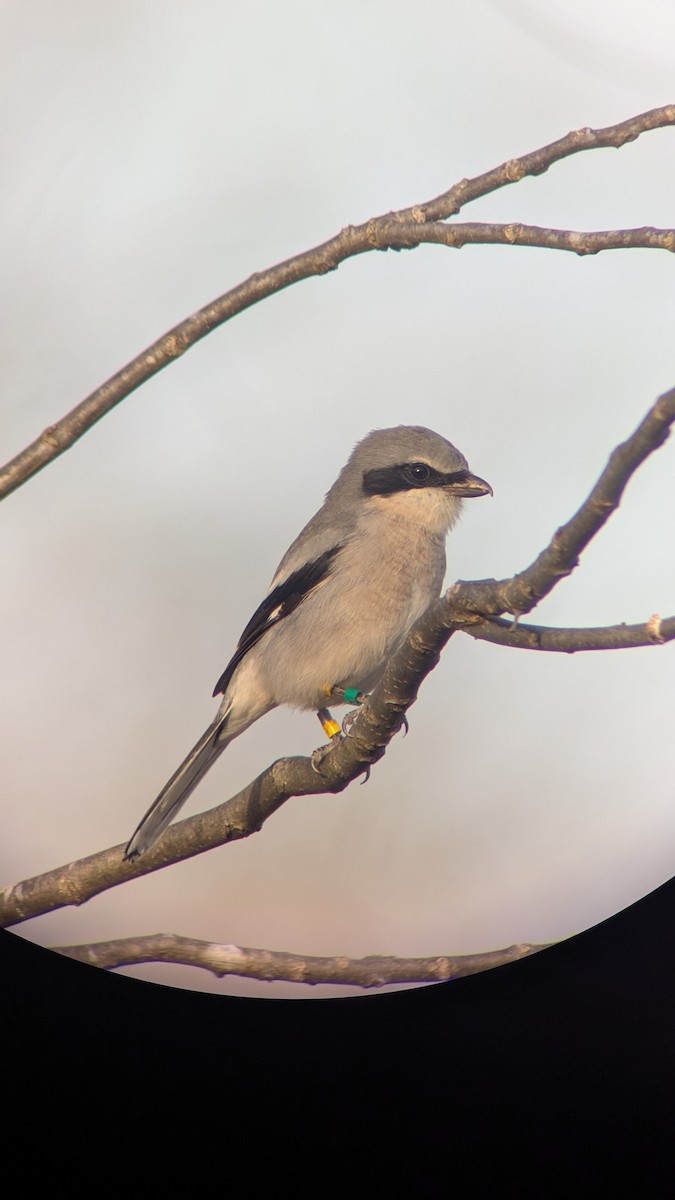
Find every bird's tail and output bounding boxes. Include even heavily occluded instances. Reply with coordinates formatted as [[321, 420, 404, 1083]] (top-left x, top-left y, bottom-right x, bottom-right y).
[[124, 716, 233, 860]]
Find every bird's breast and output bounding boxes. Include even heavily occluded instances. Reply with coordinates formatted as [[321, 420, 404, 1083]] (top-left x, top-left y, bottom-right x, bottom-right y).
[[246, 518, 446, 710]]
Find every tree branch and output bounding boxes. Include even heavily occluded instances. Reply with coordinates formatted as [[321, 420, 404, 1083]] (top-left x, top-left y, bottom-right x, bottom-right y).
[[1, 104, 673, 502], [402, 104, 675, 222], [464, 614, 675, 653], [2, 386, 672, 929], [55, 932, 550, 987], [445, 385, 675, 622], [386, 222, 675, 255]]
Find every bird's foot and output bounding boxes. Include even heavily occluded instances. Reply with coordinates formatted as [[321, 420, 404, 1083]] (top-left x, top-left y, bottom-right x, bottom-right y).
[[334, 689, 407, 740], [326, 686, 369, 737], [312, 707, 344, 773], [311, 739, 341, 773], [310, 741, 371, 784], [341, 708, 359, 736]]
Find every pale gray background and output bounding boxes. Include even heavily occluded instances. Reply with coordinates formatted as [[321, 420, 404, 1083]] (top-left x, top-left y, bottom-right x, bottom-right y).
[[1, 1, 674, 997]]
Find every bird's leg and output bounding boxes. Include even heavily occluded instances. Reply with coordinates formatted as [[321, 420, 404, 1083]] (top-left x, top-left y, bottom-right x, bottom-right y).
[[311, 707, 343, 773], [312, 695, 374, 784], [311, 688, 369, 772], [332, 686, 409, 739], [317, 707, 342, 740], [331, 686, 367, 706], [329, 686, 367, 735]]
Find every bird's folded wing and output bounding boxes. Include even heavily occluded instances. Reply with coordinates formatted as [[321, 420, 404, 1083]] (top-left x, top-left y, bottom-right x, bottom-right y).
[[212, 544, 342, 697]]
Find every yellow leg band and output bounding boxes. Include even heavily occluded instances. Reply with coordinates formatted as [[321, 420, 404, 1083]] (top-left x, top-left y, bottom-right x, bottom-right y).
[[322, 718, 341, 739]]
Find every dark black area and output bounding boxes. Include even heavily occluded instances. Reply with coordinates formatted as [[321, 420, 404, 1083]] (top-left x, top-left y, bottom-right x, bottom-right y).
[[362, 462, 490, 498], [212, 544, 341, 696], [362, 460, 446, 494], [4, 879, 675, 1184]]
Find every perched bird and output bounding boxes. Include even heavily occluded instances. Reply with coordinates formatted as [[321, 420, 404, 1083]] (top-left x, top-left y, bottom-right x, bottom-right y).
[[124, 426, 491, 858]]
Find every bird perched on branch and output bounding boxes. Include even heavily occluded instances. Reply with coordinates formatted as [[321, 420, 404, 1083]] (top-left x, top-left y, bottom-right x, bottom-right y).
[[124, 425, 491, 859]]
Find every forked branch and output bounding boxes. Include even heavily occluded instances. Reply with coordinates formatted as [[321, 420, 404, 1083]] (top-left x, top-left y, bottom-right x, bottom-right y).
[[1, 105, 673, 501], [2, 108, 673, 990], [1, 386, 672, 929]]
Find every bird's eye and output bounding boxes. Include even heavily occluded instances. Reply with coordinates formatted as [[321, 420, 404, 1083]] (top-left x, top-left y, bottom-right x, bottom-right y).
[[404, 462, 431, 484]]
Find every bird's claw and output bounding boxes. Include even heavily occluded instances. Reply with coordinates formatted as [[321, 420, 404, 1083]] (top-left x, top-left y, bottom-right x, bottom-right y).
[[312, 689, 402, 779], [327, 687, 369, 737], [311, 738, 342, 774], [341, 708, 359, 736]]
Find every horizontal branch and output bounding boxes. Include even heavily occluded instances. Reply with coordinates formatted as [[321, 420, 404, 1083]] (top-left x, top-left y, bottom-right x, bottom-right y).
[[2, 386, 672, 928], [1, 104, 673, 502], [389, 222, 675, 256], [55, 932, 550, 987], [464, 613, 675, 653]]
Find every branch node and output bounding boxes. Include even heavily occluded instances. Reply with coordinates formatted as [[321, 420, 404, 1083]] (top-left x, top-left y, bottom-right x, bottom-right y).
[[366, 218, 385, 249], [504, 159, 526, 182], [42, 426, 61, 450], [646, 613, 665, 644], [163, 333, 189, 359]]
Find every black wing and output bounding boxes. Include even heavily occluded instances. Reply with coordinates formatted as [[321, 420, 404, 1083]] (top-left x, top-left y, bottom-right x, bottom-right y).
[[212, 544, 342, 697]]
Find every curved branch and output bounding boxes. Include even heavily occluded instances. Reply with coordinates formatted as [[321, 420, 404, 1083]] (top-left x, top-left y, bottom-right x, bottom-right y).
[[390, 221, 675, 255], [55, 932, 550, 987], [1, 104, 673, 502], [1, 389, 673, 921], [1, 386, 672, 928], [464, 614, 675, 653], [446, 386, 675, 621]]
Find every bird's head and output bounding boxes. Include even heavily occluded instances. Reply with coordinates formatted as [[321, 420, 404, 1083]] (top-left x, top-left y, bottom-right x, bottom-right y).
[[342, 425, 492, 535]]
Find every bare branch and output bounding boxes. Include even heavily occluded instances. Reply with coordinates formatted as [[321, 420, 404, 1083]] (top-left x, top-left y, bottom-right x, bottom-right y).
[[55, 932, 550, 987], [2, 386, 672, 929], [388, 222, 675, 256], [463, 614, 675, 653], [1, 104, 673, 502], [444, 386, 675, 622], [403, 104, 675, 222], [0, 666, 419, 927]]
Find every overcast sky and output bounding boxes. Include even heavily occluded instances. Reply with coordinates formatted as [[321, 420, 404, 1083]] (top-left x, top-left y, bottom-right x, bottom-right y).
[[2, 1, 674, 997]]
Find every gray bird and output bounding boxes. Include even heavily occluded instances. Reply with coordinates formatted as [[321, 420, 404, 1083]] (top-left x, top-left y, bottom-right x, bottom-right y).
[[124, 426, 491, 858]]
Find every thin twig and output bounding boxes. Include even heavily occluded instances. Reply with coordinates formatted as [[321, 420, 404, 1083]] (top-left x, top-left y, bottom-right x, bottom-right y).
[[1, 105, 673, 501], [56, 932, 551, 987], [399, 104, 675, 223], [388, 222, 675, 255], [464, 614, 675, 653]]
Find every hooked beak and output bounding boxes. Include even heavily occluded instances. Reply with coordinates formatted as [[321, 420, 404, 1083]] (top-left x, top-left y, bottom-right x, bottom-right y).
[[443, 470, 493, 499]]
